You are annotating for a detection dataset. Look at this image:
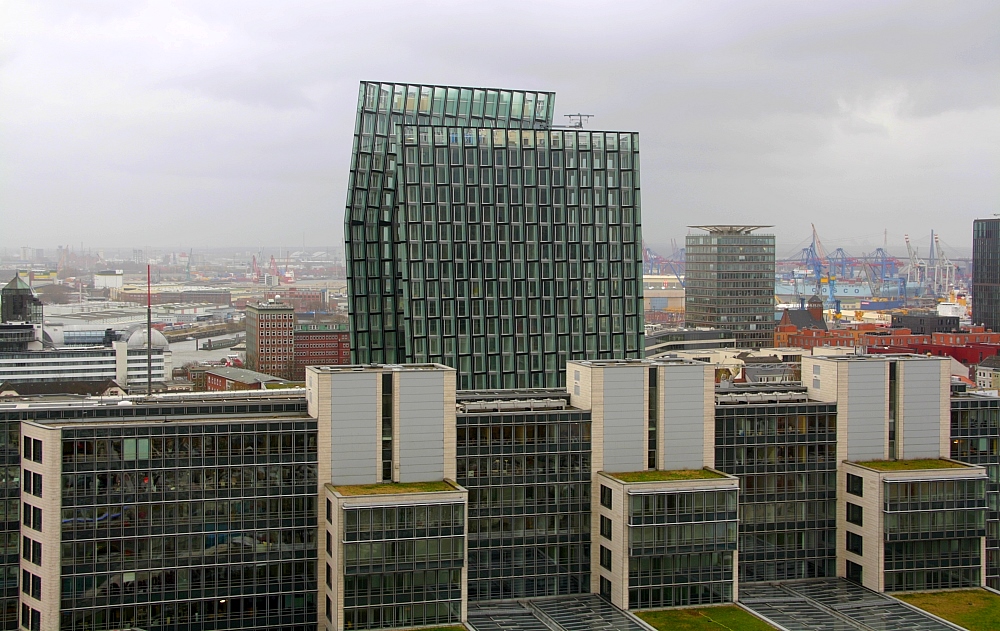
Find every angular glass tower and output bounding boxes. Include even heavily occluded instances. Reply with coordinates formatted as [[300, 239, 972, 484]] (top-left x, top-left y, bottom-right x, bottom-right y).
[[345, 82, 644, 389]]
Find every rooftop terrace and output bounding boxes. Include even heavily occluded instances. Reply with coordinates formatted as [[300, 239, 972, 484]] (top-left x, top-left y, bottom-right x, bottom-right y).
[[854, 459, 968, 471], [332, 481, 458, 496], [605, 469, 728, 483]]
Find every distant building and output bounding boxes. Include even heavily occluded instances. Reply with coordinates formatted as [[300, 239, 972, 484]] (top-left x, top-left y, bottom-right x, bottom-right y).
[[974, 218, 1000, 332], [0, 327, 171, 388], [245, 301, 295, 380], [0, 379, 125, 397], [204, 366, 290, 391], [92, 269, 124, 290], [293, 322, 350, 378], [0, 275, 43, 324], [976, 355, 1000, 389], [891, 311, 960, 335], [685, 226, 776, 348], [643, 326, 735, 357]]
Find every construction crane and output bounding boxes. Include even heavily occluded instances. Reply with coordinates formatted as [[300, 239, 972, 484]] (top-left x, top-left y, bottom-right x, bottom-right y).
[[929, 233, 957, 295], [903, 234, 927, 290], [642, 242, 685, 287]]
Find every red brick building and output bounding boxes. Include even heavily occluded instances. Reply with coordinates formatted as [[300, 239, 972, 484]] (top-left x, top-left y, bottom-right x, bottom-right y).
[[293, 323, 350, 379], [245, 301, 295, 380]]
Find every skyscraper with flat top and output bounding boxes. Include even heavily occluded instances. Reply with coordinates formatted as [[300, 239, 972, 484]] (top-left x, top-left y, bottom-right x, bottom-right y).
[[684, 225, 775, 348], [345, 82, 645, 389]]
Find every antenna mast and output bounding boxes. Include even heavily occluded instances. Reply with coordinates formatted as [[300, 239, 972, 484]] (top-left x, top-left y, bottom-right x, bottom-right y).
[[563, 114, 594, 128]]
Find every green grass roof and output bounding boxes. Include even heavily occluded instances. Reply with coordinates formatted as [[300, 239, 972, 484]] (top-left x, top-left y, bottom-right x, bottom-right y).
[[896, 589, 1000, 631], [855, 459, 967, 471], [636, 606, 777, 631], [333, 481, 456, 496], [608, 469, 727, 483]]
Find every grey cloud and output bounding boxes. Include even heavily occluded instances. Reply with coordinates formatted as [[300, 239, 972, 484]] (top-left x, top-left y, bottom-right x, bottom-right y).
[[0, 0, 997, 255]]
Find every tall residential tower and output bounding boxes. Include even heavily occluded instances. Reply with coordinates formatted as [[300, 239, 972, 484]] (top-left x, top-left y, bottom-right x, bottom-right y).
[[345, 82, 645, 389], [684, 225, 776, 348]]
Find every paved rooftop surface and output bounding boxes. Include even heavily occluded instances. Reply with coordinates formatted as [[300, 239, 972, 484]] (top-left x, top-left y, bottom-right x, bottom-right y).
[[468, 596, 650, 631], [740, 579, 964, 631]]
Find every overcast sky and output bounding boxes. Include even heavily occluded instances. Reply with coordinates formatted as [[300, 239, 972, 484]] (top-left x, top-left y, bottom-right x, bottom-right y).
[[1, 0, 997, 258]]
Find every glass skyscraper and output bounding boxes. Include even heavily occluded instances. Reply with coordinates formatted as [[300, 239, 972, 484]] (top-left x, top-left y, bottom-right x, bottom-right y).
[[345, 82, 644, 389]]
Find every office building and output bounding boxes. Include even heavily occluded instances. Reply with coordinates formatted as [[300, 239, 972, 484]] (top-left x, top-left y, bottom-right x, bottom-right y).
[[248, 305, 350, 381], [344, 82, 645, 388], [245, 301, 295, 380], [951, 389, 1000, 589], [3, 354, 994, 631], [974, 218, 1000, 332], [13, 390, 317, 631], [293, 323, 350, 379], [0, 333, 170, 389], [685, 226, 776, 348], [890, 311, 960, 335]]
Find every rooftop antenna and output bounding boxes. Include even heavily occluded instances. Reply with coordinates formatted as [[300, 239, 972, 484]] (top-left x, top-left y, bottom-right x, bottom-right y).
[[563, 114, 594, 128]]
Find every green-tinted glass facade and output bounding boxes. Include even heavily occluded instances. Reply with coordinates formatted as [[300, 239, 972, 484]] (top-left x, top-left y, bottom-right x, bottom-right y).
[[346, 82, 644, 388], [685, 226, 776, 348], [346, 82, 554, 369]]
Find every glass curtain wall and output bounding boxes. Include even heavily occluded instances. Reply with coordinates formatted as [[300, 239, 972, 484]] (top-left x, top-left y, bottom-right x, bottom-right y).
[[346, 82, 555, 366], [714, 402, 838, 582], [951, 395, 1000, 589], [456, 408, 592, 600], [397, 126, 644, 388], [58, 421, 319, 631]]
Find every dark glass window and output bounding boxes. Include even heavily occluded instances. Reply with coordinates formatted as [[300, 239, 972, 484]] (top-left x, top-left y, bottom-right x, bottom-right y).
[[600, 576, 611, 600], [846, 502, 863, 527], [847, 473, 864, 497], [600, 515, 612, 540], [846, 560, 862, 584], [600, 485, 612, 509], [847, 531, 863, 556], [600, 545, 611, 570]]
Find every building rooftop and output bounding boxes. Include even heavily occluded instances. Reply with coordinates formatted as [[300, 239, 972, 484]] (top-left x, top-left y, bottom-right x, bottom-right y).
[[715, 391, 813, 405], [458, 397, 576, 414], [568, 357, 704, 368], [331, 480, 458, 496], [205, 366, 286, 385], [605, 469, 728, 483], [0, 379, 123, 397], [688, 225, 773, 234], [309, 363, 452, 373], [853, 459, 969, 471]]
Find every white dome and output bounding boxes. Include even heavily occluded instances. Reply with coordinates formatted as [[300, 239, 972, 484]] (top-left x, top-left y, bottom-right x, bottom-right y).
[[127, 327, 169, 349]]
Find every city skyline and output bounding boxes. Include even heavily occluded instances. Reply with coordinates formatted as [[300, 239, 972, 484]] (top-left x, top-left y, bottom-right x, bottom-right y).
[[1, 1, 997, 250]]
